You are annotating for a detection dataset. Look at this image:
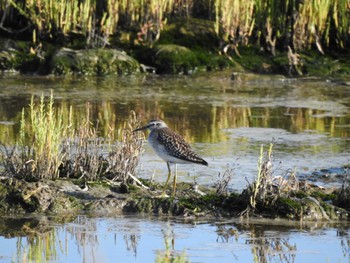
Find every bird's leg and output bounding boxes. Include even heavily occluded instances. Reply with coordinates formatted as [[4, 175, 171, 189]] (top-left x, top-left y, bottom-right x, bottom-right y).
[[172, 164, 177, 197], [161, 162, 172, 196]]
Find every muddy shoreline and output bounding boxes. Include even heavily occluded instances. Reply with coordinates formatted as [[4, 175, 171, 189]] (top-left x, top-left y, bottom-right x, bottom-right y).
[[0, 175, 348, 222]]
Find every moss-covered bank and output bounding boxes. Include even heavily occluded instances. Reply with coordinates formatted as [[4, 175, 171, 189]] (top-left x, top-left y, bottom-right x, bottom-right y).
[[0, 177, 348, 221], [1, 18, 349, 77]]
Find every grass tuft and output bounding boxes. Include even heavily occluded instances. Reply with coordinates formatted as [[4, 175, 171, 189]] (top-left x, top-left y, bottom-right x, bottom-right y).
[[0, 94, 144, 184], [241, 143, 300, 216]]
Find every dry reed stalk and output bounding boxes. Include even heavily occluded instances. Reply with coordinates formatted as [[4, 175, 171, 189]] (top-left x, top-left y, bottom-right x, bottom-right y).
[[0, 93, 144, 183]]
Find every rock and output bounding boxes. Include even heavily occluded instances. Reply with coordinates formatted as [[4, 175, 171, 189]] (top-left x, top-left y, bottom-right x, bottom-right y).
[[51, 48, 140, 75], [0, 178, 81, 214], [0, 39, 39, 73], [153, 44, 197, 74]]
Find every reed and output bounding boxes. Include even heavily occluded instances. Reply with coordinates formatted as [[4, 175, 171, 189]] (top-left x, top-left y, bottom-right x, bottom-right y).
[[335, 167, 350, 209], [104, 111, 144, 183], [0, 93, 143, 182], [5, 0, 184, 47], [214, 0, 255, 45], [3, 0, 350, 51], [214, 0, 350, 54], [215, 165, 235, 195], [15, 91, 66, 179], [249, 143, 274, 209], [241, 142, 301, 216], [59, 105, 107, 181]]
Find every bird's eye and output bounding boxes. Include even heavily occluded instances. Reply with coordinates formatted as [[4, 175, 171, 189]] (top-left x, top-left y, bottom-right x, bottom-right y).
[[156, 123, 161, 126]]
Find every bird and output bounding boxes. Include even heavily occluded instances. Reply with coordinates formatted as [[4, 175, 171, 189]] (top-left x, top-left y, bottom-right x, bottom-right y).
[[133, 119, 208, 197]]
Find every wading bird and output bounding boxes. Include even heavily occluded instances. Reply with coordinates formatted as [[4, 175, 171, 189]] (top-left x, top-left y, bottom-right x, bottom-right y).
[[133, 119, 208, 196]]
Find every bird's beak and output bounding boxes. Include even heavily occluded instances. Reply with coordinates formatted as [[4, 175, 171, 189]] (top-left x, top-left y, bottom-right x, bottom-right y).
[[133, 124, 150, 132]]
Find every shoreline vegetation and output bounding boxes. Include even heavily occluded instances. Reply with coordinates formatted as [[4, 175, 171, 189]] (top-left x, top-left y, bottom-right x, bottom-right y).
[[0, 1, 349, 221], [0, 95, 349, 221], [0, 0, 349, 77]]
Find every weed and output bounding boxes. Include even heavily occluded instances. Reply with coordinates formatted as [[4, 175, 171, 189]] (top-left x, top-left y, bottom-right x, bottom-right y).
[[335, 167, 350, 209], [249, 143, 274, 209], [104, 111, 144, 183], [0, 94, 144, 184], [3, 0, 350, 51], [214, 164, 235, 195], [1, 91, 66, 180]]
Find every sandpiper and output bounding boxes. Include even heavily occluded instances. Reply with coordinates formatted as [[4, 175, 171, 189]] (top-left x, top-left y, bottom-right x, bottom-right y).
[[133, 119, 208, 196]]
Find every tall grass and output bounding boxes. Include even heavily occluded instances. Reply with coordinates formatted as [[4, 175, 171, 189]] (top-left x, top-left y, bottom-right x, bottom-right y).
[[215, 0, 350, 53], [243, 142, 300, 215], [120, 0, 176, 46], [215, 0, 255, 45], [0, 93, 143, 182], [16, 91, 66, 179], [2, 1, 350, 53], [249, 143, 273, 209], [4, 0, 182, 47]]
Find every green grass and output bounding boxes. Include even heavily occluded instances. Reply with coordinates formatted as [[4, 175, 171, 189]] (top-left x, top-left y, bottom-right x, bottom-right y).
[[3, 0, 349, 51], [0, 93, 144, 182]]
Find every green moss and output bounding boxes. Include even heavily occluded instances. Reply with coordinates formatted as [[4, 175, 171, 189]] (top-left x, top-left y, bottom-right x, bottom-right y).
[[278, 197, 302, 209], [269, 197, 303, 219], [159, 18, 219, 50], [294, 191, 308, 199], [235, 47, 277, 73], [51, 48, 140, 75], [0, 184, 9, 214], [131, 197, 175, 214], [310, 191, 337, 202], [178, 193, 240, 216], [127, 184, 139, 192], [153, 44, 198, 74]]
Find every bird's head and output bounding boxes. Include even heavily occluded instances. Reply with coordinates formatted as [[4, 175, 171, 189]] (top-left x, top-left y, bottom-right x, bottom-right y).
[[133, 119, 168, 132]]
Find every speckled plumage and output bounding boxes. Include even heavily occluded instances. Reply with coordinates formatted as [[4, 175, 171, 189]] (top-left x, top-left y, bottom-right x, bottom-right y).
[[133, 119, 208, 196], [149, 126, 208, 165], [134, 119, 208, 166]]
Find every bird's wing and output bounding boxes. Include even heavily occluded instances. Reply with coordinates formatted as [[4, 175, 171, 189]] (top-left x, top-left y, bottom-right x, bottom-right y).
[[157, 128, 204, 163]]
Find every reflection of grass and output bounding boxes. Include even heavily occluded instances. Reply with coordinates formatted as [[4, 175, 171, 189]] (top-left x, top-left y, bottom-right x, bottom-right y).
[[248, 231, 297, 263], [155, 221, 189, 263], [15, 225, 63, 263], [155, 251, 189, 263], [0, 93, 143, 182]]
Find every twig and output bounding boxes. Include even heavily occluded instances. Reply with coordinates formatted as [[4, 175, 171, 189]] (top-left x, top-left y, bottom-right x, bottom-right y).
[[127, 172, 149, 189]]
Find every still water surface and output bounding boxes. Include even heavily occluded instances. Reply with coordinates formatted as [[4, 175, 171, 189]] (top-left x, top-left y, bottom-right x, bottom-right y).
[[0, 73, 349, 189], [0, 72, 349, 262], [0, 215, 350, 263]]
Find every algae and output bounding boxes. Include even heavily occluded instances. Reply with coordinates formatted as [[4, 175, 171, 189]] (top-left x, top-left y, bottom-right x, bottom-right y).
[[0, 175, 349, 221]]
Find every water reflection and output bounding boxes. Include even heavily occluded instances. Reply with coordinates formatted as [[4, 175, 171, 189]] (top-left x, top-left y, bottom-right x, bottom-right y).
[[1, 215, 350, 262], [0, 73, 349, 189], [0, 216, 69, 262]]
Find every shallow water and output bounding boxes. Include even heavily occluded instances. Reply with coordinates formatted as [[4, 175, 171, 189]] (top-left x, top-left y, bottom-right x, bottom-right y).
[[0, 215, 349, 263], [0, 72, 350, 262], [0, 72, 349, 189]]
